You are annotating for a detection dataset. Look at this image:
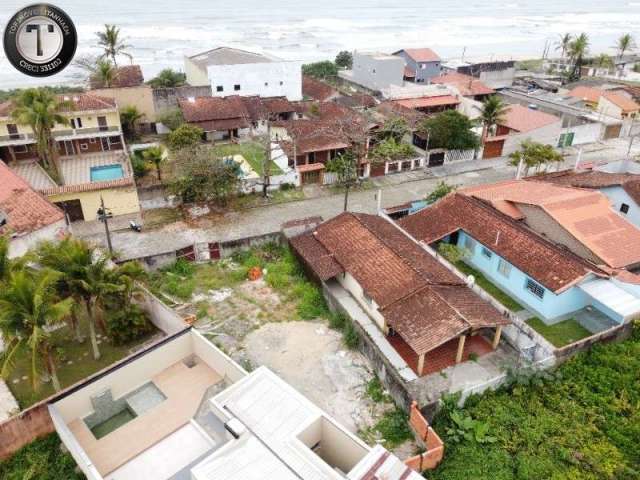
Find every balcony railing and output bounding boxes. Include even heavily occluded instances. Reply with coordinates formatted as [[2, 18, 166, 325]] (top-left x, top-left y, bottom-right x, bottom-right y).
[[0, 132, 34, 143], [53, 125, 121, 138]]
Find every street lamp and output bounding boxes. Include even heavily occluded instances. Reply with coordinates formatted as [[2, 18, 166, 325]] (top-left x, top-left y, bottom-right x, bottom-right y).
[[97, 196, 114, 256]]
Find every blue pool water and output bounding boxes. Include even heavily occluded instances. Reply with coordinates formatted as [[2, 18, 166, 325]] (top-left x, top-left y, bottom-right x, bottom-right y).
[[90, 164, 124, 182]]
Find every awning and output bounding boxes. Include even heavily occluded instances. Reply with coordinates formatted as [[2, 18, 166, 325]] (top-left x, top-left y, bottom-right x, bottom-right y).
[[579, 279, 640, 321]]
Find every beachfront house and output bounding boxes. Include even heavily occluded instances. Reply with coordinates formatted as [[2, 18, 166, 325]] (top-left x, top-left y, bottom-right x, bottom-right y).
[[0, 93, 140, 222], [392, 48, 442, 84], [184, 47, 303, 101], [338, 51, 405, 92]]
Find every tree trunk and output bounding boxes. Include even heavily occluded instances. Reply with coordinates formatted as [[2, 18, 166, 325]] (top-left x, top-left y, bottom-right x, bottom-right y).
[[343, 184, 350, 212], [85, 299, 101, 360], [156, 163, 162, 181], [263, 122, 271, 198], [46, 350, 61, 392], [70, 307, 83, 343]]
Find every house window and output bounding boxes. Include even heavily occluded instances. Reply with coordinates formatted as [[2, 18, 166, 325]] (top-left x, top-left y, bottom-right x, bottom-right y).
[[13, 144, 28, 153], [525, 278, 545, 299], [234, 84, 241, 91], [420, 63, 426, 69], [372, 69, 376, 74], [308, 151, 316, 163], [620, 203, 630, 214], [464, 235, 476, 253], [264, 82, 269, 86], [89, 138, 96, 143], [481, 247, 493, 259], [80, 143, 88, 151], [497, 259, 512, 278], [279, 81, 284, 86], [216, 85, 224, 92], [363, 292, 373, 306]]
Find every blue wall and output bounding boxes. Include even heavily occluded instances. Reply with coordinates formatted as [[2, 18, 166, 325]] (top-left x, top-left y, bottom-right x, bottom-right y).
[[599, 186, 640, 228], [394, 51, 441, 83], [455, 231, 590, 320]]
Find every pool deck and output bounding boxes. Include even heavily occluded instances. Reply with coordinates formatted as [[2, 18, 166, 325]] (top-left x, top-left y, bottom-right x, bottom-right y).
[[60, 151, 131, 186], [67, 358, 222, 476]]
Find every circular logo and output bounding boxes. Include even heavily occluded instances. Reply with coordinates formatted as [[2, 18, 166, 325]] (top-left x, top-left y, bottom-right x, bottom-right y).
[[3, 4, 77, 77]]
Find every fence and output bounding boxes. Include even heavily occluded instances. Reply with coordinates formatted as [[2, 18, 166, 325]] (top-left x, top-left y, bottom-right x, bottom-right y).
[[404, 401, 444, 472]]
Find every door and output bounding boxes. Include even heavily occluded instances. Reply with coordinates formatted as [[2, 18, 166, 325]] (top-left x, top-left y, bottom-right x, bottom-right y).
[[63, 140, 75, 156], [55, 199, 84, 222], [209, 242, 221, 260], [176, 245, 196, 261], [604, 124, 622, 139], [97, 116, 108, 132], [482, 139, 505, 159], [101, 137, 110, 152], [301, 170, 321, 184]]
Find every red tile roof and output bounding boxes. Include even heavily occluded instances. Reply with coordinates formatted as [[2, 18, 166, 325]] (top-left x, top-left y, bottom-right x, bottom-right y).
[[91, 65, 145, 89], [291, 212, 508, 355], [39, 177, 135, 196], [398, 193, 605, 293], [0, 93, 117, 117], [179, 95, 249, 122], [397, 48, 441, 63], [376, 101, 426, 129], [393, 95, 460, 110], [498, 104, 560, 133], [0, 161, 64, 235], [567, 86, 602, 103], [430, 72, 494, 97], [463, 180, 640, 269], [568, 87, 639, 112], [302, 76, 338, 102], [602, 91, 640, 113]]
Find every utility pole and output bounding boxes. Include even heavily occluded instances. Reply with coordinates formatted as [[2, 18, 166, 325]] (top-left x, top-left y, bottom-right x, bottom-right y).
[[97, 196, 113, 256]]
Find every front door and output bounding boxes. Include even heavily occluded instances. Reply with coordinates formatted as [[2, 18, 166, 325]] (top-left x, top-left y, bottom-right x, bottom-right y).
[[209, 243, 221, 260], [101, 137, 110, 152], [63, 140, 75, 156], [55, 199, 84, 222], [97, 116, 108, 132]]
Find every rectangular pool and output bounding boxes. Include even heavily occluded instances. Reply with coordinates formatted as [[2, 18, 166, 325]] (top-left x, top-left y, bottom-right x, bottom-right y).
[[90, 164, 124, 182]]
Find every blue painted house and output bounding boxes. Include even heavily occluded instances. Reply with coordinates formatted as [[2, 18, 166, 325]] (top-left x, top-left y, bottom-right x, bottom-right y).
[[392, 48, 442, 84]]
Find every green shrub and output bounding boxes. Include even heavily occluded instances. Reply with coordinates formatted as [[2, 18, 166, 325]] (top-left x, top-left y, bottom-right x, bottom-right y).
[[296, 282, 329, 319], [279, 182, 295, 191], [163, 258, 195, 277], [106, 304, 154, 345], [366, 376, 390, 403], [0, 434, 83, 480], [131, 153, 149, 178], [342, 320, 359, 349], [328, 312, 347, 330], [374, 409, 413, 448]]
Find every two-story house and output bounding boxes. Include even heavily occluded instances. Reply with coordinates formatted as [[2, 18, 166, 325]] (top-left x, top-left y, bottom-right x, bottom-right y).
[[0, 93, 140, 222], [392, 48, 442, 84], [184, 47, 302, 101], [338, 51, 405, 92]]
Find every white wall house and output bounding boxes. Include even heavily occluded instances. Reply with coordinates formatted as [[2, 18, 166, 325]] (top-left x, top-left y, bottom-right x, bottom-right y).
[[339, 51, 405, 92], [185, 47, 302, 101]]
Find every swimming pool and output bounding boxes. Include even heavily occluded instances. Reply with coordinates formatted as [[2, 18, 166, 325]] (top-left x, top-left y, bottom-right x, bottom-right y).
[[90, 164, 124, 182]]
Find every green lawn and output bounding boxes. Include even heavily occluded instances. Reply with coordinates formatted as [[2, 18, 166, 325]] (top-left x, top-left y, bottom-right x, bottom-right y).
[[212, 142, 283, 176], [7, 313, 158, 409], [429, 324, 640, 480], [526, 317, 592, 347], [454, 261, 524, 312], [0, 433, 83, 480]]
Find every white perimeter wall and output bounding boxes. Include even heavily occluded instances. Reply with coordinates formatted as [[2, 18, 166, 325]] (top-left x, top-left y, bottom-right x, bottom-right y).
[[9, 219, 67, 258], [502, 120, 562, 157], [207, 62, 302, 101]]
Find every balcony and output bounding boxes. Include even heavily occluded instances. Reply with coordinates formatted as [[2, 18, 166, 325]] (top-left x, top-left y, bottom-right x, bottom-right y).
[[0, 132, 35, 146], [54, 125, 121, 141]]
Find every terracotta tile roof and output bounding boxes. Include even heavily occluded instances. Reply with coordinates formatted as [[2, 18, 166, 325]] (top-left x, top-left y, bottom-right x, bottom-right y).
[[179, 95, 249, 122], [398, 193, 604, 292], [463, 180, 640, 268], [289, 232, 342, 280], [430, 72, 494, 97], [240, 96, 266, 120], [335, 93, 377, 109], [394, 95, 460, 110], [602, 91, 640, 112], [0, 161, 64, 235], [296, 162, 326, 173], [302, 76, 338, 102], [277, 119, 351, 153], [376, 101, 426, 129], [0, 93, 116, 117], [567, 86, 603, 103], [498, 104, 560, 133], [292, 212, 508, 355], [91, 65, 145, 89], [261, 96, 296, 114], [396, 48, 441, 63], [39, 177, 135, 196]]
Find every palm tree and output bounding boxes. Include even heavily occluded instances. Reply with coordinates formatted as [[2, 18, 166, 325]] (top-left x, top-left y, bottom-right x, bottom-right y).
[[120, 105, 144, 140], [11, 89, 70, 181], [595, 53, 614, 70], [555, 33, 572, 58], [96, 25, 131, 69], [0, 270, 72, 392], [93, 59, 117, 88], [479, 95, 508, 141], [567, 33, 589, 81], [0, 236, 10, 284], [142, 146, 166, 181], [147, 69, 186, 89], [616, 33, 636, 59]]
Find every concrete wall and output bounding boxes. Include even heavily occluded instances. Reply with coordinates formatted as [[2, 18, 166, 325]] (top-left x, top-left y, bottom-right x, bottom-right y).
[[91, 86, 156, 122], [599, 185, 640, 228], [479, 68, 515, 90], [502, 120, 562, 157], [152, 85, 213, 115], [137, 285, 188, 334], [337, 272, 387, 331], [206, 61, 302, 101], [8, 219, 67, 258], [517, 204, 599, 263], [0, 402, 54, 461], [191, 330, 247, 383], [456, 231, 590, 320], [49, 185, 140, 221], [351, 52, 404, 91], [564, 121, 602, 145], [184, 57, 210, 87]]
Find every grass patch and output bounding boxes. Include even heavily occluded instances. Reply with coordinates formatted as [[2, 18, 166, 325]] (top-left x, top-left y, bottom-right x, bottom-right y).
[[430, 323, 640, 480], [142, 208, 184, 229], [0, 433, 83, 480], [7, 313, 158, 409], [454, 261, 523, 312], [526, 317, 592, 347], [366, 376, 391, 403], [212, 142, 283, 176], [367, 408, 414, 449]]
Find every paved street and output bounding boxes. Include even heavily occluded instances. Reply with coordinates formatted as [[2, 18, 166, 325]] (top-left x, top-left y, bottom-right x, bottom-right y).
[[82, 137, 640, 261]]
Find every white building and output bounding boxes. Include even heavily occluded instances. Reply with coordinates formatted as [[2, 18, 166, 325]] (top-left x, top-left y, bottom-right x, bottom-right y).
[[185, 47, 302, 101], [338, 51, 405, 92]]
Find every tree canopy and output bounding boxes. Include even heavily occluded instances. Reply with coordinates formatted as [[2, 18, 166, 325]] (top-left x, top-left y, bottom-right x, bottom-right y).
[[167, 124, 203, 150], [302, 61, 339, 79], [509, 140, 563, 176], [335, 51, 353, 69], [418, 111, 479, 151], [147, 68, 186, 88]]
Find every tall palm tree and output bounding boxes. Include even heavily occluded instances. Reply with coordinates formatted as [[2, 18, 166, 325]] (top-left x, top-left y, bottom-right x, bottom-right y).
[[555, 33, 572, 59], [142, 145, 166, 181], [92, 59, 117, 88], [479, 95, 508, 141], [120, 105, 144, 140], [0, 270, 72, 392], [96, 25, 132, 69], [11, 89, 70, 181], [595, 53, 614, 70], [567, 33, 590, 81], [0, 235, 10, 284], [616, 33, 636, 59]]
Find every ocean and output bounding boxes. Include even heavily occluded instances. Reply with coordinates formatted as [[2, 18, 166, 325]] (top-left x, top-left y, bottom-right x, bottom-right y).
[[0, 0, 639, 89]]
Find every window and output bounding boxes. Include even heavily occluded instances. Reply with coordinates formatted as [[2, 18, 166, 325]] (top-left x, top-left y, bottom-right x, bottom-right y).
[[620, 203, 630, 214], [216, 85, 223, 92], [525, 278, 545, 299], [497, 259, 512, 278], [420, 63, 426, 69], [481, 247, 493, 259], [363, 292, 373, 306], [13, 144, 27, 153], [308, 151, 316, 163], [279, 81, 283, 86], [264, 82, 269, 86], [234, 84, 241, 91], [89, 138, 96, 143], [372, 69, 376, 74], [80, 143, 88, 151], [464, 235, 476, 253]]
